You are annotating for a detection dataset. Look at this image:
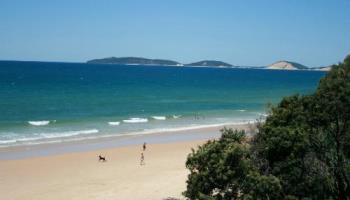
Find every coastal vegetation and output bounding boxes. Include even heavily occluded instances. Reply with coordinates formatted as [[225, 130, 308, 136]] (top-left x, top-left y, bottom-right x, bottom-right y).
[[185, 60, 233, 67], [87, 57, 181, 66], [184, 55, 350, 199]]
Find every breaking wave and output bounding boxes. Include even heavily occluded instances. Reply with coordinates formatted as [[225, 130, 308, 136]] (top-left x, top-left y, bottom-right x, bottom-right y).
[[123, 118, 148, 123], [28, 120, 51, 126]]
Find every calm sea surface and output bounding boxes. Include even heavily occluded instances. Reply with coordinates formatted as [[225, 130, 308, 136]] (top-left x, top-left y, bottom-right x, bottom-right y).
[[0, 61, 325, 146]]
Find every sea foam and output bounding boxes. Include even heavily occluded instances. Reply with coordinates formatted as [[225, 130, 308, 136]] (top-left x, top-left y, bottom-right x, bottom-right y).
[[28, 120, 50, 126], [0, 139, 17, 144], [108, 121, 120, 126], [0, 129, 99, 146], [40, 129, 99, 139], [151, 116, 166, 120], [123, 118, 148, 123]]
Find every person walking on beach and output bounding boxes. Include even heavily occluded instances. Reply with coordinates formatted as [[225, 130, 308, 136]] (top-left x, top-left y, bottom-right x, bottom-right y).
[[143, 142, 146, 151], [140, 152, 145, 165]]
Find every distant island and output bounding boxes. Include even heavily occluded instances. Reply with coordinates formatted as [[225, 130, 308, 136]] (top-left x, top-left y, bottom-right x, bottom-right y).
[[87, 57, 182, 66], [86, 57, 330, 71], [267, 60, 332, 71], [267, 61, 309, 70], [312, 66, 333, 71], [87, 57, 235, 68], [185, 60, 233, 67]]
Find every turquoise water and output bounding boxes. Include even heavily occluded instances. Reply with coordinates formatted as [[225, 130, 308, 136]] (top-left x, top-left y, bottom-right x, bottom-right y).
[[0, 61, 325, 146]]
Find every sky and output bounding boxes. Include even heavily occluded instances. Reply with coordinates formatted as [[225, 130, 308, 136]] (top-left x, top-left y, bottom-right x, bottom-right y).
[[0, 0, 349, 67]]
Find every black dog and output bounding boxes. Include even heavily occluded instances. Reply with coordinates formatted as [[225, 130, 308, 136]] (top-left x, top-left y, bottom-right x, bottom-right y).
[[98, 155, 107, 162]]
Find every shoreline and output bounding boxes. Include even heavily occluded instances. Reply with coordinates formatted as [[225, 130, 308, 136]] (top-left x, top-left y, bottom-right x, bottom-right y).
[[0, 122, 256, 160], [0, 123, 255, 200], [0, 117, 259, 147]]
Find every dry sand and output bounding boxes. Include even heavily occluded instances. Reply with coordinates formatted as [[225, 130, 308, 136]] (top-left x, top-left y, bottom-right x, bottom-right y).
[[0, 140, 204, 200], [0, 123, 254, 200]]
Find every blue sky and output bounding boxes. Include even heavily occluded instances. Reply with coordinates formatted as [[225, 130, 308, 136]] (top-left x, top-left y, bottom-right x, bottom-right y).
[[0, 0, 349, 67]]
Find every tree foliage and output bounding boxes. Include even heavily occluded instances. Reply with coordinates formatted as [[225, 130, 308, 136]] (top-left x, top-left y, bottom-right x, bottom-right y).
[[185, 128, 282, 200], [184, 55, 350, 199]]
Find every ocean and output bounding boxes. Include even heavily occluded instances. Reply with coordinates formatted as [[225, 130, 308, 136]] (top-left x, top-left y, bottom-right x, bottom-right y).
[[0, 61, 325, 147]]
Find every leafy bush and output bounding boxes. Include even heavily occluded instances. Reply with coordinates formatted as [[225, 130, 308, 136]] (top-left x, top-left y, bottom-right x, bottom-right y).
[[184, 55, 350, 200]]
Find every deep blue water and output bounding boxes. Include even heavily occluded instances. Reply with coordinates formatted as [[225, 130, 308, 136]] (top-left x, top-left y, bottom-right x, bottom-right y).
[[0, 61, 326, 146]]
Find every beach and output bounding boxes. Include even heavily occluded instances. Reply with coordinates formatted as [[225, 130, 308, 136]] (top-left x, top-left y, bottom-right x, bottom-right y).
[[0, 61, 324, 199], [0, 123, 253, 200]]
